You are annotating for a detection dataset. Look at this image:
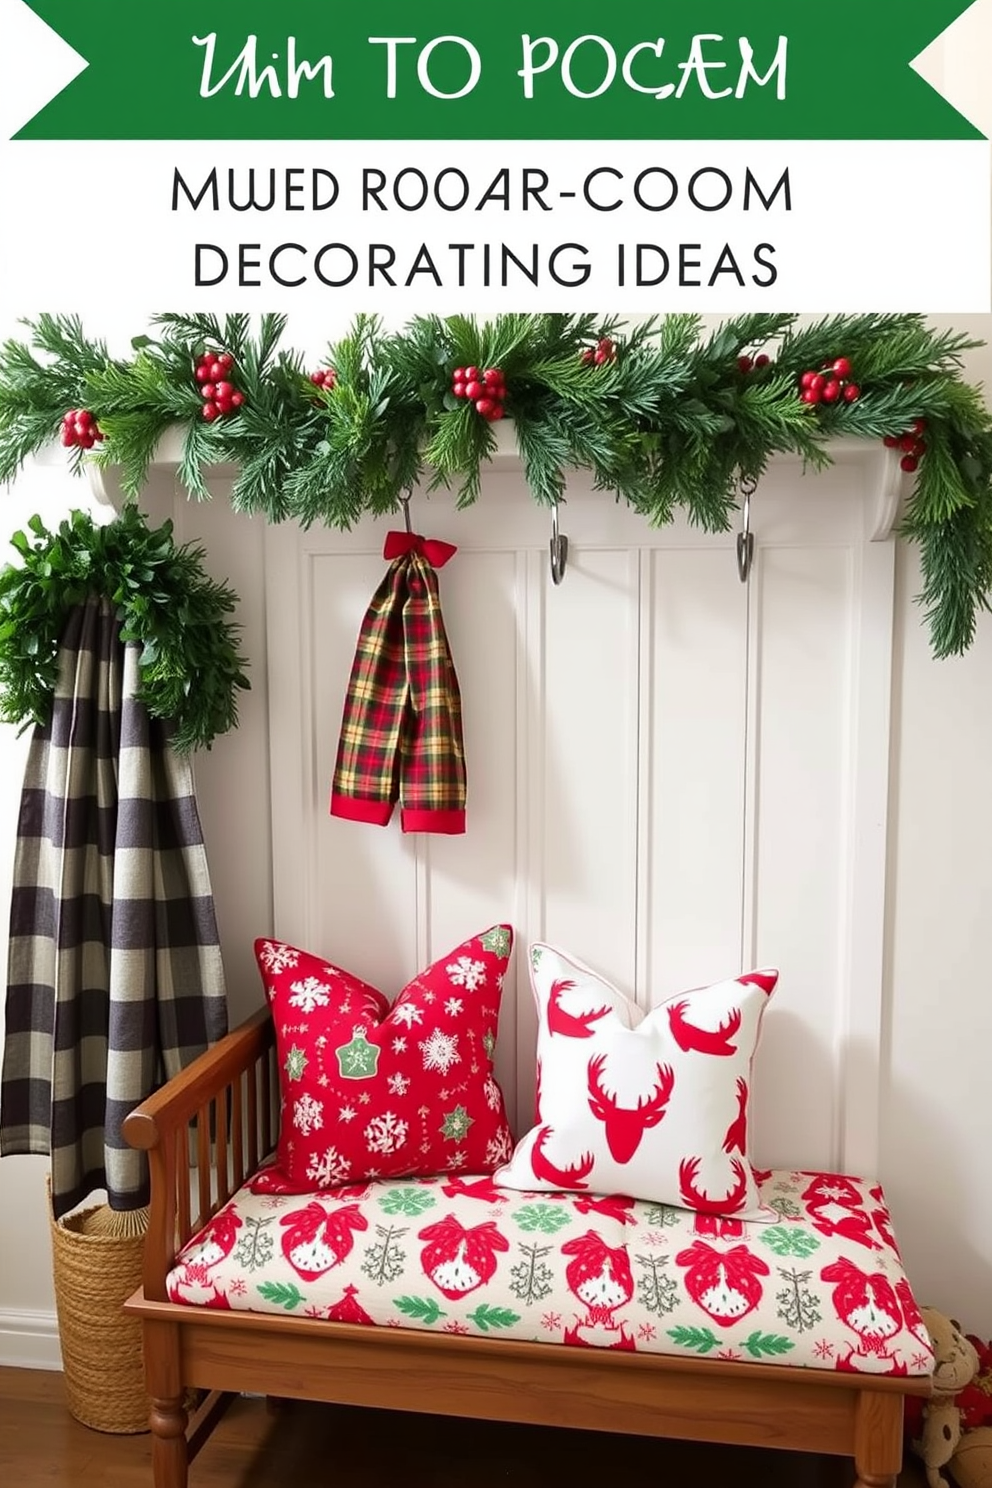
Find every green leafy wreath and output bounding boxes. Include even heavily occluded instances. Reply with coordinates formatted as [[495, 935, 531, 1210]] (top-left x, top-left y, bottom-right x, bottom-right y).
[[0, 506, 249, 752], [1, 310, 991, 657]]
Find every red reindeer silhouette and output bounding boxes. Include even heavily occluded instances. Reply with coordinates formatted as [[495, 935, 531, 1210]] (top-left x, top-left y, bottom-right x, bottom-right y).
[[895, 1278, 931, 1354], [722, 1077, 749, 1155], [547, 979, 613, 1039], [801, 1174, 877, 1251], [440, 1175, 506, 1205], [676, 1240, 769, 1325], [679, 1155, 749, 1215], [573, 1193, 638, 1226], [586, 1055, 674, 1164], [530, 1126, 595, 1190], [668, 1000, 742, 1057], [561, 1230, 635, 1350], [280, 1202, 368, 1281], [418, 1216, 510, 1299], [820, 1258, 906, 1374]]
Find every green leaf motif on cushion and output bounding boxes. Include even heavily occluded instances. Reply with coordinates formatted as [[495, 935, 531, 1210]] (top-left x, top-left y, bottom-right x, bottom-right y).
[[479, 927, 511, 958], [759, 1225, 821, 1258], [766, 1196, 803, 1221], [394, 1295, 446, 1326], [284, 1046, 307, 1082], [439, 1104, 474, 1142], [379, 1187, 437, 1218], [513, 1203, 572, 1235], [667, 1326, 723, 1355], [467, 1304, 520, 1332], [742, 1330, 796, 1359], [257, 1280, 304, 1311]]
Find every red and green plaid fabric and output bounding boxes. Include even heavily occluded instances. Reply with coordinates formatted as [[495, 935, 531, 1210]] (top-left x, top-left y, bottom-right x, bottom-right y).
[[330, 534, 466, 834]]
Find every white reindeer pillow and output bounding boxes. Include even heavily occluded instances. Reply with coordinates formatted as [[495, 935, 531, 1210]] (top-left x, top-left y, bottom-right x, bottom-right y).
[[495, 944, 777, 1220]]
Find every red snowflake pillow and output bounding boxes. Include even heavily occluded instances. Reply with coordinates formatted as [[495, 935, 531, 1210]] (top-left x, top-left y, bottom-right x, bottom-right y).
[[495, 944, 777, 1220], [255, 926, 514, 1192]]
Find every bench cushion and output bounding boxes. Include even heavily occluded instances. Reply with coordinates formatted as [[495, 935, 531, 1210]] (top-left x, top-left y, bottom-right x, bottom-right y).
[[166, 1167, 933, 1378]]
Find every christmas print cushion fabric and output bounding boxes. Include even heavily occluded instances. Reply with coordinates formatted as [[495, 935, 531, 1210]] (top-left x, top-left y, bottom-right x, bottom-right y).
[[255, 926, 514, 1191], [165, 1168, 933, 1378], [495, 945, 777, 1219]]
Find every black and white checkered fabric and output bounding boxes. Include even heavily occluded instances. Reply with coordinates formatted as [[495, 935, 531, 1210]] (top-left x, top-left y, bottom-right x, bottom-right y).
[[0, 596, 228, 1217]]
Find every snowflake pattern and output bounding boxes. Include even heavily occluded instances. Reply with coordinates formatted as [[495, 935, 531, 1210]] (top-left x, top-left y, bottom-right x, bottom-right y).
[[392, 1005, 424, 1030], [813, 1339, 835, 1361], [637, 1322, 657, 1342], [339, 1105, 356, 1123], [442, 1319, 470, 1335], [420, 1029, 461, 1075], [445, 957, 487, 992], [229, 1278, 248, 1296], [387, 1073, 411, 1097], [444, 998, 464, 1017], [258, 941, 299, 975], [486, 1131, 513, 1166], [392, 1036, 408, 1053], [288, 976, 332, 1014], [483, 1076, 502, 1111], [541, 1311, 563, 1332], [306, 1146, 350, 1188], [292, 1093, 324, 1137], [365, 1111, 409, 1155]]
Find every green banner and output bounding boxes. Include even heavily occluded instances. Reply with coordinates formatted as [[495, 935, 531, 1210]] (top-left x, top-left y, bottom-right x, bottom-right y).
[[13, 0, 983, 141]]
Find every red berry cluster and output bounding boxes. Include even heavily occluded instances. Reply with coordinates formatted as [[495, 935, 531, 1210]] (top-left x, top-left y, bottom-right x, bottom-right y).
[[60, 408, 103, 450], [194, 350, 245, 423], [738, 353, 772, 373], [799, 357, 861, 406], [884, 419, 929, 474], [452, 365, 506, 421], [309, 367, 337, 392], [581, 336, 617, 367]]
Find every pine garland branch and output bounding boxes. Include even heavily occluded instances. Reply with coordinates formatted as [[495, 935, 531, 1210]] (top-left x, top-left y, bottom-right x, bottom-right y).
[[1, 310, 992, 655]]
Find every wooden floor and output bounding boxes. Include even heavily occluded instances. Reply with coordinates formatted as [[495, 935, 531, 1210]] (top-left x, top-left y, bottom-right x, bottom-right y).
[[0, 1368, 927, 1487]]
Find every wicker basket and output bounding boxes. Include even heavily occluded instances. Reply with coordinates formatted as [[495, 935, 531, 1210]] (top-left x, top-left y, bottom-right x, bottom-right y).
[[49, 1192, 150, 1434]]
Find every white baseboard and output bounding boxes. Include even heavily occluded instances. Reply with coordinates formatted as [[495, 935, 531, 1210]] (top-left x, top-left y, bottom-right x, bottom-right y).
[[0, 1308, 62, 1370]]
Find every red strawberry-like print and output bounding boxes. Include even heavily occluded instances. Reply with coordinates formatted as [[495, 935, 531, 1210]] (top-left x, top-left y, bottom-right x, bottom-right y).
[[667, 1000, 742, 1056], [562, 1232, 633, 1327], [675, 1240, 769, 1325], [679, 1155, 749, 1216], [418, 1215, 509, 1299], [820, 1258, 906, 1374], [586, 1054, 674, 1164], [547, 979, 612, 1039], [279, 1201, 368, 1281]]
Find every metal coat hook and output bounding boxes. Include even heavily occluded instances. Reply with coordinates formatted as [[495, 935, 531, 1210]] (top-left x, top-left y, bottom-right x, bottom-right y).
[[398, 489, 414, 534], [736, 475, 757, 584], [549, 501, 569, 586]]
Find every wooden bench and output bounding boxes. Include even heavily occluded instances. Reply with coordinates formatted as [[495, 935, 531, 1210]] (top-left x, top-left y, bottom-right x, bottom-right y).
[[123, 1009, 930, 1488]]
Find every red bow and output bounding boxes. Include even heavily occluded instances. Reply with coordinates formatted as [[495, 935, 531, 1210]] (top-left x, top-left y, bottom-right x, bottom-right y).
[[383, 530, 458, 569]]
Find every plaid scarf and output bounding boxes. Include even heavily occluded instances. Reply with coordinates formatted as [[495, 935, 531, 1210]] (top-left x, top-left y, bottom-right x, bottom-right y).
[[330, 531, 466, 834], [0, 596, 228, 1216]]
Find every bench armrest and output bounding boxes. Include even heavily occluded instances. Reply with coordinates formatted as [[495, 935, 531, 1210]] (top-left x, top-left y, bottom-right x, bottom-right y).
[[123, 1007, 277, 1300]]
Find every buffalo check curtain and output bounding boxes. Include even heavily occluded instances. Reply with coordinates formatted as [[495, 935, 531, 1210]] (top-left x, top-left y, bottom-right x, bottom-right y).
[[330, 532, 467, 835], [0, 595, 228, 1217]]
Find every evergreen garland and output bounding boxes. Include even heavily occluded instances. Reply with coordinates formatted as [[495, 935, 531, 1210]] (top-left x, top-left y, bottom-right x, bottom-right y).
[[0, 310, 990, 657], [0, 506, 249, 751]]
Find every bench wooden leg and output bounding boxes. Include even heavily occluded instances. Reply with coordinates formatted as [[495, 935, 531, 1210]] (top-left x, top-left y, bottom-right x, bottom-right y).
[[150, 1393, 189, 1488], [853, 1389, 903, 1488], [144, 1320, 189, 1488]]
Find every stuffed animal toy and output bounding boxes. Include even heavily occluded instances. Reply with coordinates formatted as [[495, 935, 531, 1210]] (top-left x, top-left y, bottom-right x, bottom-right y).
[[906, 1308, 986, 1488]]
